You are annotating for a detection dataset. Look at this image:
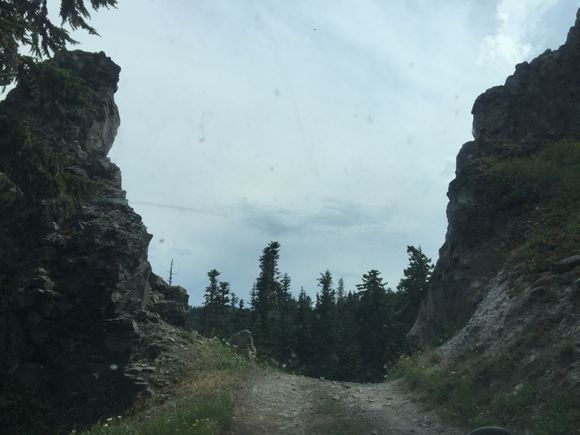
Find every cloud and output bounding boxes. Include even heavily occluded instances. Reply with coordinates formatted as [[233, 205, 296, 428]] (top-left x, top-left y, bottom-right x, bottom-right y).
[[26, 0, 580, 306], [478, 0, 559, 68]]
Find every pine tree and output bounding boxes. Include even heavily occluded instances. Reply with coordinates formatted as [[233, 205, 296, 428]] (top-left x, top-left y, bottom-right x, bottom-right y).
[[216, 281, 232, 336], [0, 0, 117, 86], [295, 286, 314, 368], [356, 270, 398, 381], [312, 270, 338, 377], [275, 273, 296, 366], [334, 290, 362, 380], [337, 278, 345, 305], [201, 269, 221, 336], [396, 246, 434, 331], [252, 241, 282, 356]]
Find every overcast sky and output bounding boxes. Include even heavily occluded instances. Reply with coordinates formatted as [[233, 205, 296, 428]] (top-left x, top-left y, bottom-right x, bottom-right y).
[[48, 0, 580, 305]]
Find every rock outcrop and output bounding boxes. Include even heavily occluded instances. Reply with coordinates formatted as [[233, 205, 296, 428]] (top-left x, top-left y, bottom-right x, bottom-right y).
[[0, 51, 189, 434], [410, 8, 580, 418]]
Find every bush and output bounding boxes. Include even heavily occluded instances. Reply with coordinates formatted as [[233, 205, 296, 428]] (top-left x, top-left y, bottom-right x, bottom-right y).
[[390, 353, 580, 434]]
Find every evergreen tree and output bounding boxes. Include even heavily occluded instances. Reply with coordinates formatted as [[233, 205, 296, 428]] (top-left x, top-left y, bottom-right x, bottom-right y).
[[294, 286, 314, 368], [252, 241, 282, 356], [216, 281, 232, 336], [356, 270, 398, 381], [275, 273, 296, 366], [396, 246, 434, 331], [0, 0, 117, 86], [312, 270, 338, 377], [334, 290, 362, 380], [201, 269, 221, 336], [336, 278, 345, 305]]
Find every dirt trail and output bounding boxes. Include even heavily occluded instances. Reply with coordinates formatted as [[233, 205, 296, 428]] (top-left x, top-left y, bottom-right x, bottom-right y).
[[229, 371, 464, 435]]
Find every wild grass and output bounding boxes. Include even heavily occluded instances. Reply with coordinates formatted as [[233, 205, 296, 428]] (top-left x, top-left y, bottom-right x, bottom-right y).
[[485, 140, 580, 269], [80, 338, 250, 435], [389, 353, 580, 434]]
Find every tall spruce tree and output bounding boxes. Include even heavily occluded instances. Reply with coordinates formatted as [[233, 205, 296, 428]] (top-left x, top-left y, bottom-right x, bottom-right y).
[[201, 269, 221, 336], [252, 241, 282, 356], [356, 270, 398, 381], [216, 281, 232, 337], [396, 246, 434, 331], [312, 270, 338, 377], [295, 286, 314, 368], [276, 273, 296, 366]]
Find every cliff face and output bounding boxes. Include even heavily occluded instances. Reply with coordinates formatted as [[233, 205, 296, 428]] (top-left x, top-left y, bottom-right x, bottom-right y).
[[0, 51, 189, 433], [410, 8, 580, 409]]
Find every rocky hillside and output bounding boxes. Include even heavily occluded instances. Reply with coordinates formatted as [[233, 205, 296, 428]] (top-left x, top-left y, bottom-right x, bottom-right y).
[[410, 7, 580, 426], [0, 51, 190, 434]]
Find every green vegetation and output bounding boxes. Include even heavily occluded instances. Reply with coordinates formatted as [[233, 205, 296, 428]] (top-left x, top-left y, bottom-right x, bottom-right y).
[[485, 140, 580, 269], [0, 108, 101, 216], [389, 353, 580, 434], [81, 339, 250, 435], [22, 60, 99, 109], [193, 242, 433, 382], [0, 0, 116, 86]]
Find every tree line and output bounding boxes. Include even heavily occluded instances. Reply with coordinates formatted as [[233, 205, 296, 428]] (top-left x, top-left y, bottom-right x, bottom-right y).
[[189, 241, 433, 382]]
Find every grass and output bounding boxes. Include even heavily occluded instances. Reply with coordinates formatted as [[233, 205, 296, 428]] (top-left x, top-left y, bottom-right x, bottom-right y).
[[484, 140, 580, 269], [79, 338, 251, 435], [389, 353, 580, 434]]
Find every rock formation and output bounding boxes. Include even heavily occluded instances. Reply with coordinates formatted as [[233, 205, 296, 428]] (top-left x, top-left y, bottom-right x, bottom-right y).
[[410, 8, 580, 413], [0, 51, 189, 434]]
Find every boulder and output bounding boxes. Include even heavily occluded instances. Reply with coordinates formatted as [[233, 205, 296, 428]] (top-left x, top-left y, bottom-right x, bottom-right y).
[[229, 330, 257, 359]]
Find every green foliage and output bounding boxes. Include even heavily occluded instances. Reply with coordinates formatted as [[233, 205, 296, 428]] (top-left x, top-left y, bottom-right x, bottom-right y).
[[252, 241, 283, 355], [0, 0, 117, 86], [82, 340, 249, 435], [390, 353, 580, 434], [203, 242, 418, 382], [82, 394, 233, 435], [0, 110, 100, 216], [396, 246, 434, 331], [485, 140, 580, 268], [22, 60, 98, 108]]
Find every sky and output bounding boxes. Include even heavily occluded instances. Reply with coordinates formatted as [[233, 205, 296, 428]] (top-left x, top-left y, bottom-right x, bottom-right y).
[[41, 0, 580, 305]]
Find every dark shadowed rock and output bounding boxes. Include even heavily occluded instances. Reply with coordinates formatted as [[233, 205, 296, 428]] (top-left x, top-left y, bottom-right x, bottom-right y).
[[408, 9, 580, 424], [553, 254, 580, 273], [472, 8, 580, 144], [229, 330, 257, 359], [410, 9, 580, 346], [0, 51, 189, 434]]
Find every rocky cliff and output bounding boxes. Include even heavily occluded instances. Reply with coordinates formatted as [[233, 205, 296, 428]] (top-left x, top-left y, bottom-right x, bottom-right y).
[[410, 8, 580, 421], [0, 51, 190, 434]]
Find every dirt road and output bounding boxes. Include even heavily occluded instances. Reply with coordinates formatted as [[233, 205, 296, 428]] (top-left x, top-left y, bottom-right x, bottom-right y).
[[229, 371, 464, 435]]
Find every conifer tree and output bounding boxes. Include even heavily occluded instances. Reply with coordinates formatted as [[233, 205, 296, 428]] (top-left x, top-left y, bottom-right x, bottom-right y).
[[312, 270, 338, 377], [295, 286, 314, 368], [201, 269, 221, 336], [356, 270, 398, 381], [216, 281, 232, 336], [252, 241, 282, 356], [396, 246, 434, 330], [0, 0, 117, 86], [275, 273, 296, 365]]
